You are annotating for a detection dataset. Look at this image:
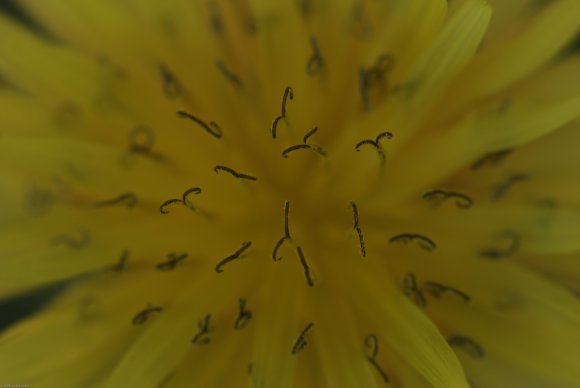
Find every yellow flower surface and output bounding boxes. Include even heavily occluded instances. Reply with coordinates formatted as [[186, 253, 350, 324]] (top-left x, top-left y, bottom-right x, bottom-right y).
[[1, 0, 580, 387]]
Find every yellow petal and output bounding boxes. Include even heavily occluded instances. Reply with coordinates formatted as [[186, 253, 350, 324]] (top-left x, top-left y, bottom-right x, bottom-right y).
[[379, 92, 580, 204], [423, 258, 580, 386], [249, 259, 302, 388], [452, 0, 580, 103], [0, 273, 160, 386], [342, 255, 470, 388], [392, 0, 491, 145]]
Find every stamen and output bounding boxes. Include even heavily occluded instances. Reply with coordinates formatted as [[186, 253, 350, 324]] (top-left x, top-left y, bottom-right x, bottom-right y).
[[378, 53, 395, 72], [303, 126, 327, 155], [297, 0, 312, 17], [422, 189, 474, 209], [113, 249, 130, 271], [207, 1, 223, 35], [296, 246, 315, 287], [349, 201, 366, 257], [303, 126, 319, 144], [129, 125, 155, 154], [215, 241, 252, 273], [215, 60, 244, 90], [389, 233, 436, 252], [271, 116, 284, 139], [272, 201, 292, 262], [282, 144, 312, 158], [355, 139, 379, 150], [350, 201, 360, 230], [159, 198, 183, 214], [375, 131, 393, 143], [272, 236, 289, 262], [359, 68, 371, 112], [284, 200, 291, 239], [271, 87, 294, 139], [177, 110, 223, 139], [159, 63, 183, 99], [471, 149, 513, 170], [291, 322, 315, 355], [351, 2, 372, 39], [364, 334, 390, 384], [192, 314, 213, 345], [424, 281, 471, 302], [182, 187, 202, 210], [281, 86, 294, 119], [355, 131, 393, 163], [403, 273, 427, 308], [234, 298, 253, 330], [123, 126, 164, 164], [493, 173, 530, 201], [478, 230, 520, 259], [26, 185, 55, 216], [283, 127, 327, 158], [156, 252, 188, 271], [94, 192, 138, 209], [132, 304, 163, 326], [359, 54, 395, 110], [448, 335, 485, 358], [306, 36, 324, 76], [214, 165, 257, 181], [158, 188, 207, 218], [51, 227, 91, 250], [364, 333, 379, 359]]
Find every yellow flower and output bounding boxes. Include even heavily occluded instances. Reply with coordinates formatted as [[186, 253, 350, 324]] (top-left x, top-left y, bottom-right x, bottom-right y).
[[1, 0, 580, 386]]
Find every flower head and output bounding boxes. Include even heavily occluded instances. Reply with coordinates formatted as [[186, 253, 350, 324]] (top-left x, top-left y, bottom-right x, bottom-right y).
[[1, 0, 580, 387]]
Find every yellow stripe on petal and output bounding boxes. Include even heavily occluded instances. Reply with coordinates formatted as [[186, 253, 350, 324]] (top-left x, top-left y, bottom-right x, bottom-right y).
[[453, 0, 580, 103], [516, 252, 580, 296], [391, 203, 580, 256], [513, 53, 580, 105], [0, 134, 186, 206], [345, 257, 469, 388], [367, 0, 448, 71], [250, 260, 302, 388], [478, 96, 580, 150], [391, 0, 491, 145], [329, 0, 448, 147], [311, 284, 380, 388], [403, 0, 491, 102], [380, 92, 580, 203], [484, 0, 539, 41], [419, 257, 580, 386], [479, 121, 580, 205], [103, 267, 249, 387], [159, 327, 251, 388]]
